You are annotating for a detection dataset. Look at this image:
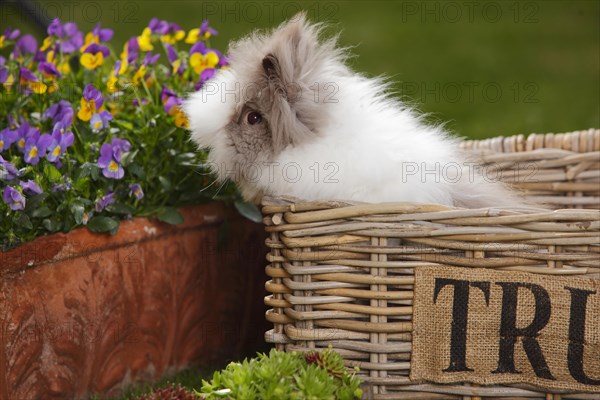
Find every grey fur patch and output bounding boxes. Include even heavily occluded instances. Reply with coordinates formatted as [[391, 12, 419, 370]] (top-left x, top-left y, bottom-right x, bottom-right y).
[[223, 12, 348, 153]]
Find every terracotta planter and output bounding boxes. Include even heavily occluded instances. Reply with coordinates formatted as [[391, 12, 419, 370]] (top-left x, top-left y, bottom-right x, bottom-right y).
[[0, 203, 268, 399]]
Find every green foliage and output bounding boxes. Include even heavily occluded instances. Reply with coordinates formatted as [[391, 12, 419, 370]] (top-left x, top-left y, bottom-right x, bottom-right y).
[[0, 18, 241, 250], [197, 348, 363, 400]]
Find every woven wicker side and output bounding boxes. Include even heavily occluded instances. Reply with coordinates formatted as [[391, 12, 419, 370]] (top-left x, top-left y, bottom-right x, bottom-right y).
[[461, 129, 600, 209], [262, 196, 600, 399]]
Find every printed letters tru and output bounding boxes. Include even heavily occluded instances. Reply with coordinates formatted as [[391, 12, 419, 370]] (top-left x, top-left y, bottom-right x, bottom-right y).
[[433, 278, 599, 385]]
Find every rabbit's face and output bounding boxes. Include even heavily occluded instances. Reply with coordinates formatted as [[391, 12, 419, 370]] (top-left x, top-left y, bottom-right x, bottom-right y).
[[184, 13, 338, 201]]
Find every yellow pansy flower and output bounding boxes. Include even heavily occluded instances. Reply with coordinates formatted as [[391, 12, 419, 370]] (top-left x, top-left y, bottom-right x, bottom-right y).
[[77, 97, 97, 121], [137, 27, 153, 51], [189, 51, 219, 74], [29, 81, 47, 94], [80, 52, 104, 70], [132, 65, 147, 86], [82, 32, 100, 49], [160, 30, 185, 45], [40, 37, 53, 51], [2, 73, 14, 91], [58, 62, 71, 75], [174, 107, 189, 128], [107, 75, 119, 93]]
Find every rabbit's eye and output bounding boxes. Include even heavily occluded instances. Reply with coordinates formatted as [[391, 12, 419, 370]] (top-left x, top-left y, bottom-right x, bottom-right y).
[[247, 111, 262, 125]]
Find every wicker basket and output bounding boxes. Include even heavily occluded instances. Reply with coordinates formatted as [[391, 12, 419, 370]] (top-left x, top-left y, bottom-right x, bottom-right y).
[[263, 129, 600, 399]]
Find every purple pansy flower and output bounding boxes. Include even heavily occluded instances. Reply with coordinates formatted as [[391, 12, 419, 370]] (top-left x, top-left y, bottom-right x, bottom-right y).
[[83, 42, 110, 57], [19, 67, 39, 82], [166, 44, 178, 63], [47, 19, 83, 53], [19, 67, 38, 83], [13, 34, 37, 58], [18, 67, 40, 94], [97, 138, 131, 179], [111, 138, 131, 157], [15, 122, 39, 152], [161, 86, 176, 101], [24, 131, 52, 165], [95, 191, 115, 212], [38, 61, 61, 78], [113, 60, 122, 76], [0, 70, 9, 84], [92, 23, 113, 42], [62, 23, 84, 52], [33, 49, 47, 63], [125, 37, 139, 63], [190, 41, 207, 55], [218, 54, 229, 67], [129, 183, 144, 200], [149, 19, 182, 36], [3, 27, 21, 41], [83, 83, 104, 108], [44, 100, 74, 126], [0, 128, 18, 151], [20, 180, 43, 195], [161, 86, 183, 114], [164, 95, 183, 115], [195, 68, 216, 91], [47, 18, 63, 36], [200, 20, 218, 37], [46, 123, 74, 162], [90, 110, 113, 133], [167, 22, 183, 35], [3, 186, 25, 210], [165, 44, 185, 75], [149, 18, 169, 35], [0, 155, 20, 180], [143, 52, 160, 66]]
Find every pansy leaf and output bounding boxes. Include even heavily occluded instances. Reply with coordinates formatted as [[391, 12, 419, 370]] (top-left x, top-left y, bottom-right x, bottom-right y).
[[42, 217, 62, 232], [158, 176, 171, 191], [174, 152, 197, 165], [15, 213, 33, 230], [43, 163, 62, 183], [74, 177, 90, 193], [87, 216, 120, 233], [128, 163, 146, 179], [157, 207, 183, 225], [120, 149, 138, 167], [106, 203, 135, 215], [24, 193, 49, 212], [113, 120, 134, 131], [76, 162, 101, 181], [32, 206, 53, 219], [75, 163, 91, 179], [70, 203, 85, 224], [91, 164, 100, 181], [234, 200, 262, 223]]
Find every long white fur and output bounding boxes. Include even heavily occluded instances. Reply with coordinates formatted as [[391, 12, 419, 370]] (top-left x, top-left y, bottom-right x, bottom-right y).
[[184, 14, 530, 208]]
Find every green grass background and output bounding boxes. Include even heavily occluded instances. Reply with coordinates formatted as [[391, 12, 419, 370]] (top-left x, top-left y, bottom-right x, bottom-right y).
[[2, 0, 599, 139]]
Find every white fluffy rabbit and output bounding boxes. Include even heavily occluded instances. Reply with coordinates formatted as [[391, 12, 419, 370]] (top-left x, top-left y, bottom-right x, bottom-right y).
[[184, 13, 528, 208]]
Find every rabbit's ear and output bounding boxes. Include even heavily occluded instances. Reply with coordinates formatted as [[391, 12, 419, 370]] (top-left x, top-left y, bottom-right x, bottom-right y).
[[262, 53, 279, 80], [261, 13, 327, 151]]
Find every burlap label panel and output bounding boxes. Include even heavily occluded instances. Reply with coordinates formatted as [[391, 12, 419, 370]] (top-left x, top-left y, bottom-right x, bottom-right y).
[[411, 266, 599, 393]]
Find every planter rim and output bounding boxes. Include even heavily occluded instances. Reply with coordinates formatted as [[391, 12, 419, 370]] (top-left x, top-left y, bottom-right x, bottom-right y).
[[1, 202, 238, 274]]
